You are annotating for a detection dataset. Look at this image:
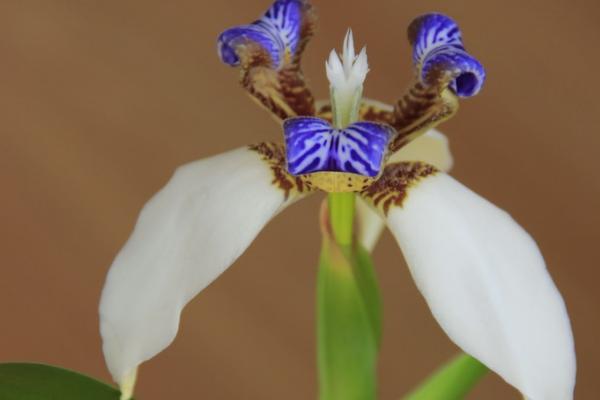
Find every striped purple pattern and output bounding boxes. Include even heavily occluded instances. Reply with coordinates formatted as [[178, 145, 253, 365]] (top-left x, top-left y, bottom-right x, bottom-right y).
[[284, 117, 393, 177], [409, 13, 485, 97], [217, 0, 304, 69]]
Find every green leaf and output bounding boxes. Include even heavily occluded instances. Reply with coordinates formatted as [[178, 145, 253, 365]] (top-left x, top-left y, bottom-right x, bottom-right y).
[[0, 363, 124, 400], [317, 240, 380, 400], [353, 245, 382, 347], [403, 354, 488, 400]]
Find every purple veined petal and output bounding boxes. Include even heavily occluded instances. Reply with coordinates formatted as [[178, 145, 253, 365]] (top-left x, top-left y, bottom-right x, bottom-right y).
[[283, 117, 394, 177], [256, 0, 304, 57], [408, 13, 486, 97], [217, 0, 305, 69], [217, 25, 280, 67]]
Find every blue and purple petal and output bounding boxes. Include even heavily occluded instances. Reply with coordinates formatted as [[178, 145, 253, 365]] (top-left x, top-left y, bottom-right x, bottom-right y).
[[408, 13, 485, 97], [217, 0, 306, 69], [284, 117, 393, 177]]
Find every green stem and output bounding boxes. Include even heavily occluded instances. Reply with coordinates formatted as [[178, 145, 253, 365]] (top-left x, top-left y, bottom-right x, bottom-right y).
[[318, 80, 380, 400], [317, 241, 379, 400], [403, 354, 488, 400], [327, 192, 356, 246]]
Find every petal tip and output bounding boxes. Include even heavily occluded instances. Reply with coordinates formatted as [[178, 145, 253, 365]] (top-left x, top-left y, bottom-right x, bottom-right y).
[[216, 30, 241, 67], [119, 368, 137, 400]]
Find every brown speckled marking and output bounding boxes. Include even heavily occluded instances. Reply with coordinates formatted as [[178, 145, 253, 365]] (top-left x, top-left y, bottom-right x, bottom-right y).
[[276, 65, 315, 116], [358, 99, 395, 125], [234, 1, 316, 120], [361, 162, 438, 215], [389, 83, 458, 152], [243, 67, 295, 120], [389, 17, 466, 153], [249, 143, 379, 194], [248, 142, 313, 199]]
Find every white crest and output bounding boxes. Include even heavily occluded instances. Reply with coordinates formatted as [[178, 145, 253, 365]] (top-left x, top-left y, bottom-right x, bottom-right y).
[[325, 29, 369, 94]]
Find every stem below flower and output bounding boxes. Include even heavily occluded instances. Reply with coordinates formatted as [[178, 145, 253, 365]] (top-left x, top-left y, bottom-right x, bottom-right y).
[[317, 59, 380, 399], [327, 192, 355, 246]]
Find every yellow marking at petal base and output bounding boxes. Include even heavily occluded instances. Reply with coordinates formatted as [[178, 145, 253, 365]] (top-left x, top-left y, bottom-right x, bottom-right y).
[[306, 171, 376, 193], [119, 368, 137, 400]]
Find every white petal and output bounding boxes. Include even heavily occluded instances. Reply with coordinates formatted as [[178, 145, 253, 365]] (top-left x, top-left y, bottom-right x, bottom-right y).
[[325, 49, 345, 89], [387, 129, 453, 171], [356, 196, 384, 252], [99, 146, 304, 387], [342, 28, 356, 76], [325, 29, 369, 94], [385, 173, 576, 399], [357, 129, 453, 252]]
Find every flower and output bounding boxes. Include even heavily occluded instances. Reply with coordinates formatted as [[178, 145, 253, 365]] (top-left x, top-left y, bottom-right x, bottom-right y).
[[99, 2, 575, 400]]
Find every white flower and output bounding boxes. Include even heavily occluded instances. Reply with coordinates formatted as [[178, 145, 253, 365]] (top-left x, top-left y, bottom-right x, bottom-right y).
[[99, 131, 575, 400], [99, 3, 576, 399]]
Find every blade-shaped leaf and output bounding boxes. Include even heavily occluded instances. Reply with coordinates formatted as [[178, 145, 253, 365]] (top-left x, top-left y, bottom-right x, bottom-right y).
[[403, 354, 487, 400], [317, 240, 381, 400], [0, 363, 124, 400], [353, 245, 382, 347]]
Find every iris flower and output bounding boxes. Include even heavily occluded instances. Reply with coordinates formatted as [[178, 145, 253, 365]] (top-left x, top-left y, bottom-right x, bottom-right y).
[[99, 1, 575, 399]]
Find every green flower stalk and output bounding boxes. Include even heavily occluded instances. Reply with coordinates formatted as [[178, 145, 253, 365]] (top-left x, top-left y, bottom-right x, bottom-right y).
[[318, 32, 379, 400], [317, 213, 380, 400]]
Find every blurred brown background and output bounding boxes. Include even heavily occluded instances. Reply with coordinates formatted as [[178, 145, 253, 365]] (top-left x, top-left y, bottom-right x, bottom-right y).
[[1, 0, 598, 398]]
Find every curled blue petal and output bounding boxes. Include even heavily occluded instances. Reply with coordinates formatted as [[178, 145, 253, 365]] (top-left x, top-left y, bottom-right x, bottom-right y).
[[217, 0, 305, 69], [218, 25, 279, 66], [284, 117, 394, 177], [408, 13, 485, 97]]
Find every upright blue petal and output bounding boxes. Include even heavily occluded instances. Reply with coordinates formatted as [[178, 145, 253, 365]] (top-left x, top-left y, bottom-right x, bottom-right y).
[[284, 117, 393, 177], [217, 0, 305, 69], [256, 0, 303, 57], [408, 13, 485, 97]]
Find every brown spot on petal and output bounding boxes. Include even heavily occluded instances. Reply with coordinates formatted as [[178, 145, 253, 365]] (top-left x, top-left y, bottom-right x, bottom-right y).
[[360, 162, 438, 215], [240, 57, 315, 121], [236, 1, 317, 121], [277, 65, 315, 116], [389, 84, 458, 153], [358, 99, 396, 125], [248, 142, 313, 199], [243, 68, 295, 120]]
